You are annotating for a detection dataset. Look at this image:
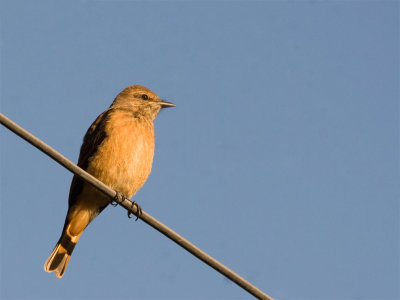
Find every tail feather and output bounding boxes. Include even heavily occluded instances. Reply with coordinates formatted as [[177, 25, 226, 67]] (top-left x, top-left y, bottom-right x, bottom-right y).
[[44, 232, 81, 278]]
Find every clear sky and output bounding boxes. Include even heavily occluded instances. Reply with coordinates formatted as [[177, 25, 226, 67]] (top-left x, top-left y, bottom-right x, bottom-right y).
[[0, 1, 398, 299]]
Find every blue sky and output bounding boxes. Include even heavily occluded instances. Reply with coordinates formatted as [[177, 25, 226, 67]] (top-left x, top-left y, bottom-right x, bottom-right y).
[[1, 1, 398, 299]]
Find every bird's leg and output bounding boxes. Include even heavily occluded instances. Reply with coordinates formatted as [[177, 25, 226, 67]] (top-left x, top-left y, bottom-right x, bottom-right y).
[[128, 201, 142, 221], [111, 191, 126, 207], [112, 191, 142, 221]]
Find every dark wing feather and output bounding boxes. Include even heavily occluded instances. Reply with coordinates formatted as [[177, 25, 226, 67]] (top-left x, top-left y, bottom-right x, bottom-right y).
[[67, 109, 113, 207]]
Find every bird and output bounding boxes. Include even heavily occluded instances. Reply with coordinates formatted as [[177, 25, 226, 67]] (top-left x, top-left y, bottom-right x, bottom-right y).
[[44, 84, 175, 278]]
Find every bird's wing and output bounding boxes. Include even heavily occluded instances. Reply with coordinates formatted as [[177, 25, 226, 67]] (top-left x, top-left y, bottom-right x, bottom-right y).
[[68, 109, 114, 207]]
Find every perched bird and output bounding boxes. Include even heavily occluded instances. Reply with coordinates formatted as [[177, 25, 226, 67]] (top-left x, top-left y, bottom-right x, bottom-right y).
[[44, 85, 174, 278]]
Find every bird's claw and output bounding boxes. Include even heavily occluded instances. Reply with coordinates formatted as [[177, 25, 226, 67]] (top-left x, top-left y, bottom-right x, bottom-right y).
[[113, 191, 141, 221], [128, 201, 142, 221], [112, 191, 126, 207]]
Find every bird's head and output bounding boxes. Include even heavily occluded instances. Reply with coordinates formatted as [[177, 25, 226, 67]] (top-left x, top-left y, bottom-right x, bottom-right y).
[[110, 85, 175, 120]]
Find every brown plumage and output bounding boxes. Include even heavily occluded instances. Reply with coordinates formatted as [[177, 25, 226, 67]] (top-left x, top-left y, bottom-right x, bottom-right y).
[[44, 85, 174, 278]]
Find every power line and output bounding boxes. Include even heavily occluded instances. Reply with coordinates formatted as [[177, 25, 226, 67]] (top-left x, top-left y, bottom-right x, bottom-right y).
[[0, 113, 273, 300]]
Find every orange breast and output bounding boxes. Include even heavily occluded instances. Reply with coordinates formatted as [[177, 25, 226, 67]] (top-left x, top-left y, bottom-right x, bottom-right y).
[[86, 110, 155, 198]]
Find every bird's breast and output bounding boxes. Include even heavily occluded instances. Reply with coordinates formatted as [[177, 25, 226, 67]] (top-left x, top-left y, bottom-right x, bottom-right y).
[[86, 111, 155, 198]]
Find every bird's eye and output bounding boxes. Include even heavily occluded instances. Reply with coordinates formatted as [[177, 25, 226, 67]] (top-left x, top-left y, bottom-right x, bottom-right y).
[[141, 94, 149, 100]]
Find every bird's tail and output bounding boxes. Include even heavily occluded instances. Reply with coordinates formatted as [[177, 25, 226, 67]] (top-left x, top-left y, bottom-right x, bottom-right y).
[[44, 231, 81, 278]]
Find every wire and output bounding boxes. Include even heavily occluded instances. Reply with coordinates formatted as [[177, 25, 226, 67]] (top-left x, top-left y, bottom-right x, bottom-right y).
[[0, 113, 273, 300]]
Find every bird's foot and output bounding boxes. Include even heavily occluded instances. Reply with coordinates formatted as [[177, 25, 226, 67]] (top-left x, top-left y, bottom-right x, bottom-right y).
[[128, 201, 142, 221], [111, 191, 126, 207]]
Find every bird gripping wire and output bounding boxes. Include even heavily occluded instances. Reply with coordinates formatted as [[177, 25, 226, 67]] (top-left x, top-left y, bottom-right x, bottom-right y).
[[0, 113, 273, 300]]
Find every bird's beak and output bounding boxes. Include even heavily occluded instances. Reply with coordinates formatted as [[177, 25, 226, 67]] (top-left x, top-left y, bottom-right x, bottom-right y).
[[159, 99, 175, 108]]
